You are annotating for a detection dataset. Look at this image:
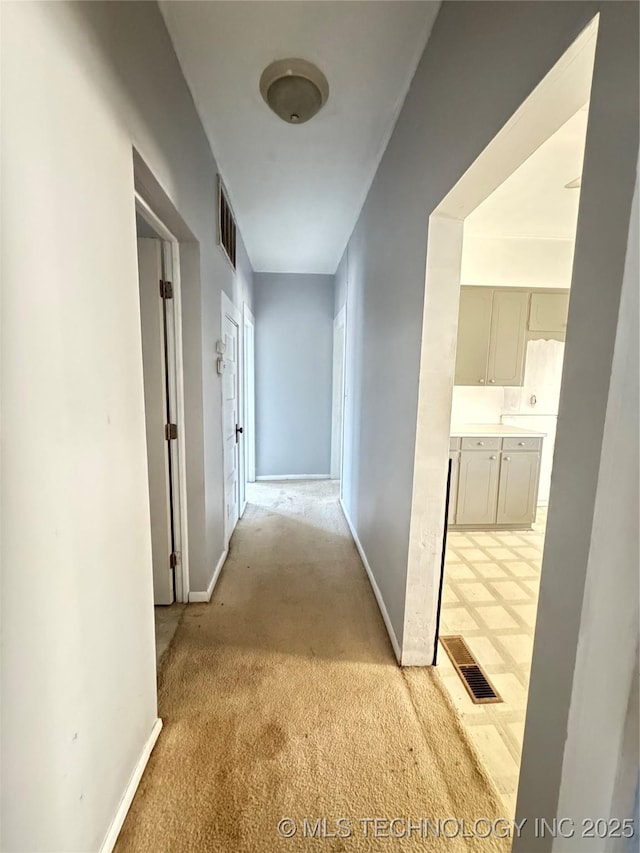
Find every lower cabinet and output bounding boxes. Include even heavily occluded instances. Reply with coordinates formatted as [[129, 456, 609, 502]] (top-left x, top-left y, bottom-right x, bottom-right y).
[[448, 451, 459, 525], [456, 451, 500, 525], [496, 451, 540, 525], [448, 436, 542, 529]]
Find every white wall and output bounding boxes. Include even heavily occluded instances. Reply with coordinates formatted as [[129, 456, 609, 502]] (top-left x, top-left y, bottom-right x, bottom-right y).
[[254, 273, 334, 478], [461, 233, 575, 288], [1, 2, 252, 850], [525, 163, 639, 853]]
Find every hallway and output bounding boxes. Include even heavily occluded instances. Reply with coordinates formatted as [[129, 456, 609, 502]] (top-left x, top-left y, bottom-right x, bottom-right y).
[[116, 482, 508, 852]]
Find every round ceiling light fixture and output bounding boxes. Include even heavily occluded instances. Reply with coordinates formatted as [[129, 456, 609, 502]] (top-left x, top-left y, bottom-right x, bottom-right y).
[[260, 58, 329, 125]]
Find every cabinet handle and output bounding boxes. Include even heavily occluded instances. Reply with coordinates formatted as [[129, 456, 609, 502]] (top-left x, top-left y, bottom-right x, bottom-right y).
[[489, 378, 496, 384], [504, 456, 511, 462], [518, 441, 525, 446], [479, 378, 485, 384], [477, 441, 484, 446], [490, 455, 497, 460]]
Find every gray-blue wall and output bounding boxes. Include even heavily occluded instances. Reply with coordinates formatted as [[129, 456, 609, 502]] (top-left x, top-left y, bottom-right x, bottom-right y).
[[254, 273, 335, 477], [335, 0, 638, 846]]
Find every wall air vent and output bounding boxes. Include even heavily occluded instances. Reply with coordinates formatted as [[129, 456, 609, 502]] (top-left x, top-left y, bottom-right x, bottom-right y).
[[218, 177, 236, 270]]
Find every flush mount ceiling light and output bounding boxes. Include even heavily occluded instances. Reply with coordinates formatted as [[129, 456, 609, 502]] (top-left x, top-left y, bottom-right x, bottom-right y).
[[260, 58, 329, 125]]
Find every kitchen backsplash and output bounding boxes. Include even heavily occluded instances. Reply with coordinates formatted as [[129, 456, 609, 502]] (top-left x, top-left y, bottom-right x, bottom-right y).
[[451, 338, 566, 424]]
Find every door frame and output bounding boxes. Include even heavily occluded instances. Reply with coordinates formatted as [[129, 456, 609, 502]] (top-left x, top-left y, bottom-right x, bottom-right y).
[[243, 304, 256, 495], [220, 292, 243, 546], [135, 191, 190, 603]]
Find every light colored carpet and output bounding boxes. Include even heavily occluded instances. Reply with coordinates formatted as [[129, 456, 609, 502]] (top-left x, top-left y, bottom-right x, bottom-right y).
[[116, 481, 510, 852]]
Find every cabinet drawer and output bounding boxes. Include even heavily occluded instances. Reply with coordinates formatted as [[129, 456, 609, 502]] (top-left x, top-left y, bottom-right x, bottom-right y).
[[461, 436, 501, 451], [450, 437, 461, 451], [502, 436, 542, 452]]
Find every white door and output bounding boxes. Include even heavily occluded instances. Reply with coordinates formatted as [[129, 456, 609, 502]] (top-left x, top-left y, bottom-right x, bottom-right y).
[[222, 295, 241, 544], [137, 238, 174, 604]]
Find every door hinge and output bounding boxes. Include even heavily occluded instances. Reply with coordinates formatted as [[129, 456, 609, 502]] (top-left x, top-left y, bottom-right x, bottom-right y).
[[159, 279, 173, 299], [169, 551, 179, 569], [165, 423, 178, 440]]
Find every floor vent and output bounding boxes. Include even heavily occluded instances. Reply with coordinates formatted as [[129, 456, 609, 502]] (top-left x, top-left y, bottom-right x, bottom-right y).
[[440, 635, 502, 704]]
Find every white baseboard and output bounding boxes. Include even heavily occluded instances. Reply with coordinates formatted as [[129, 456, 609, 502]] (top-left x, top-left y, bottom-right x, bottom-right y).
[[256, 474, 331, 481], [100, 718, 162, 853], [339, 498, 402, 664], [188, 548, 228, 603]]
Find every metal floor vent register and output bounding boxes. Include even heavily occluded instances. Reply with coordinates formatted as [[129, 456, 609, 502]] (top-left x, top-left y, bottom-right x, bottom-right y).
[[440, 635, 502, 704]]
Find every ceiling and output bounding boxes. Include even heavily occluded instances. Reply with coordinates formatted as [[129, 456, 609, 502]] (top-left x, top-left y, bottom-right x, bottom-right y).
[[160, 1, 440, 273], [465, 105, 589, 241]]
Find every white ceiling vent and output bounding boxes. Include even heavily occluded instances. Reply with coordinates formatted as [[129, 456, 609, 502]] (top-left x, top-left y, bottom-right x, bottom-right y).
[[259, 58, 329, 125]]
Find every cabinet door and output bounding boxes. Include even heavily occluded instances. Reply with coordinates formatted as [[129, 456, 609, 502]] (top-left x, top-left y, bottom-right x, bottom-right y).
[[487, 290, 528, 386], [455, 287, 493, 386], [448, 452, 459, 525], [456, 451, 500, 526], [496, 451, 540, 526], [529, 291, 569, 333]]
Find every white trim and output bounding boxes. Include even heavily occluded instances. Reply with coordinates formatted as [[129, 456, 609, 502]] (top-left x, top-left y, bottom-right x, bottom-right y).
[[135, 191, 190, 604], [134, 193, 176, 242], [256, 474, 331, 481], [339, 498, 402, 664], [99, 718, 162, 853], [188, 548, 228, 603], [221, 290, 242, 325]]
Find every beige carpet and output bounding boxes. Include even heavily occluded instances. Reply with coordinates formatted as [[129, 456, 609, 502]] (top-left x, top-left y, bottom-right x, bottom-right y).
[[116, 481, 511, 852]]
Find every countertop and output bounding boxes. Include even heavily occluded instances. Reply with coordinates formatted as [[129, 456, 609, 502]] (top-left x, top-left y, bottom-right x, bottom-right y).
[[450, 423, 546, 438]]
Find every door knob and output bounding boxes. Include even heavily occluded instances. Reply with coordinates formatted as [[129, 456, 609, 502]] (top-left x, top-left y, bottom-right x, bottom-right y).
[[489, 378, 496, 384], [479, 378, 485, 384], [490, 455, 497, 460], [504, 456, 511, 462]]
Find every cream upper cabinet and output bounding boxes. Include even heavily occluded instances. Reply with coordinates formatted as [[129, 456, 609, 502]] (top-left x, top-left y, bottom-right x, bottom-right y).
[[528, 291, 569, 333], [455, 287, 528, 386], [454, 287, 492, 385], [487, 290, 528, 386]]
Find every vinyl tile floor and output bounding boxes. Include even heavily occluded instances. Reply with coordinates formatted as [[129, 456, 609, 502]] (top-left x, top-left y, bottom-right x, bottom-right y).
[[437, 507, 547, 816]]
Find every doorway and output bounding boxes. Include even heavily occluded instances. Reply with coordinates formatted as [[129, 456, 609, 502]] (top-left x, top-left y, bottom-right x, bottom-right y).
[[135, 197, 189, 666], [406, 12, 599, 814]]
